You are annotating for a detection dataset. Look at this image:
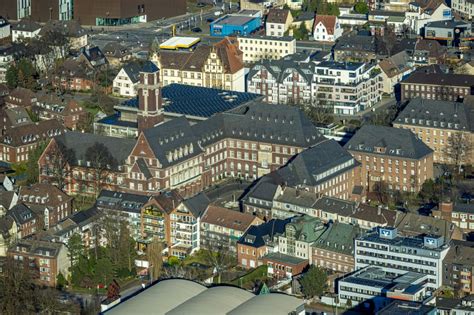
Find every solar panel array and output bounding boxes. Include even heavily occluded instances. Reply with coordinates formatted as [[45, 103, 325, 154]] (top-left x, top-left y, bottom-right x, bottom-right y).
[[162, 84, 261, 118]]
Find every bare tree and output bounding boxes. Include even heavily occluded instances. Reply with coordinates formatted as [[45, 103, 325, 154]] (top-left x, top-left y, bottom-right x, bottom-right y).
[[45, 141, 75, 190], [85, 142, 117, 196], [444, 132, 472, 174], [147, 237, 164, 282], [203, 245, 236, 284], [372, 181, 390, 204]]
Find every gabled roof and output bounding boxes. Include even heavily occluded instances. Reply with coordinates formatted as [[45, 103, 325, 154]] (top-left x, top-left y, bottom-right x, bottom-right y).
[[39, 20, 86, 38], [0, 119, 65, 148], [96, 190, 149, 214], [103, 42, 129, 58], [314, 15, 337, 35], [0, 191, 16, 210], [201, 206, 259, 232], [238, 218, 291, 248], [70, 206, 101, 226], [266, 9, 291, 24], [378, 51, 412, 78], [148, 190, 184, 215], [344, 125, 433, 160], [312, 221, 365, 255], [19, 183, 72, 208], [275, 139, 357, 187], [120, 62, 142, 83]]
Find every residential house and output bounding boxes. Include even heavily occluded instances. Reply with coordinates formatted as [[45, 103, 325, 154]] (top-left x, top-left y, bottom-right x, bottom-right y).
[[355, 227, 450, 290], [153, 37, 245, 92], [8, 239, 70, 287], [78, 46, 108, 69], [140, 190, 183, 247], [200, 206, 263, 252], [405, 0, 452, 34], [0, 215, 17, 256], [11, 19, 41, 43], [377, 51, 414, 94], [237, 218, 291, 268], [400, 71, 474, 101], [432, 202, 474, 234], [265, 9, 293, 37], [236, 35, 296, 63], [0, 107, 32, 128], [241, 179, 280, 220], [0, 119, 65, 164], [7, 203, 38, 238], [95, 189, 149, 240], [102, 42, 131, 67], [5, 87, 37, 109], [113, 61, 155, 97], [19, 183, 74, 230], [334, 31, 378, 63], [39, 20, 87, 50], [442, 240, 474, 296], [344, 125, 434, 193], [0, 191, 18, 213], [52, 59, 95, 91], [271, 187, 319, 219], [393, 98, 474, 164], [406, 38, 447, 66], [436, 296, 474, 314], [313, 15, 342, 42], [34, 94, 88, 130], [277, 215, 326, 263], [0, 17, 10, 39], [312, 221, 365, 273], [263, 252, 308, 279], [168, 192, 210, 258]]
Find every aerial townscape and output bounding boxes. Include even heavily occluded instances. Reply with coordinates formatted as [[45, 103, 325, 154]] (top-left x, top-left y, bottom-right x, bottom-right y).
[[0, 0, 473, 314]]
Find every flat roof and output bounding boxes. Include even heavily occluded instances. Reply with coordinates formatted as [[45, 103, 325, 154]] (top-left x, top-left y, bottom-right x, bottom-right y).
[[160, 36, 201, 50], [213, 15, 256, 26]]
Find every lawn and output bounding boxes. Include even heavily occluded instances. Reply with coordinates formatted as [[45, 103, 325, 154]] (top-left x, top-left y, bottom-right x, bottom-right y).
[[230, 265, 267, 289]]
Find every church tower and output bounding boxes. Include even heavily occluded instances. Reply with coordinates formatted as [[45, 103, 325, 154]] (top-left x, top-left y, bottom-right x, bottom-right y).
[[137, 62, 164, 132]]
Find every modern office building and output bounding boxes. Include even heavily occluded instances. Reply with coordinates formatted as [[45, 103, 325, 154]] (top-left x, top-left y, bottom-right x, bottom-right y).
[[355, 227, 450, 290], [210, 12, 261, 37]]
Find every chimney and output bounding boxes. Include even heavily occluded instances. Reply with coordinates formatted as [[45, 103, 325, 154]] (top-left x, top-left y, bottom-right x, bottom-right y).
[[440, 201, 453, 213]]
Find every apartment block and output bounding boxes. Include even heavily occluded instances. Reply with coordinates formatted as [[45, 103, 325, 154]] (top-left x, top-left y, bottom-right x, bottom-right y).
[[442, 240, 474, 296], [265, 9, 293, 37], [236, 35, 296, 63], [401, 72, 474, 101], [393, 98, 474, 165], [355, 227, 450, 290], [345, 125, 434, 193], [432, 202, 474, 234]]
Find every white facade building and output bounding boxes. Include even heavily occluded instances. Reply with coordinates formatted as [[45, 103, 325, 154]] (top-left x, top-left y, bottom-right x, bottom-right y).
[[237, 35, 296, 63], [313, 15, 343, 42], [12, 20, 41, 43], [355, 227, 450, 290]]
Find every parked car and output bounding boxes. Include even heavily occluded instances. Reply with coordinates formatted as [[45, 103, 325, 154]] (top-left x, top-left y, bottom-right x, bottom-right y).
[[207, 18, 215, 23], [191, 27, 202, 33], [214, 10, 223, 16]]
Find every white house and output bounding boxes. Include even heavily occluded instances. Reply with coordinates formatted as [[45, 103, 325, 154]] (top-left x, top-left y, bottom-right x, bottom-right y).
[[113, 62, 142, 97], [0, 17, 10, 39], [406, 2, 452, 35], [266, 9, 293, 37], [313, 15, 342, 42], [12, 19, 41, 43]]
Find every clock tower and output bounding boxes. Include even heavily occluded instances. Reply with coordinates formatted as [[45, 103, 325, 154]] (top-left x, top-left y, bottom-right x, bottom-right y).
[[137, 62, 164, 132]]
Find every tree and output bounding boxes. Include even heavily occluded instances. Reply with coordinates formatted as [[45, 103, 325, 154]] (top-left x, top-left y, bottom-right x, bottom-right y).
[[444, 132, 472, 174], [85, 142, 117, 196], [203, 245, 236, 284], [292, 23, 309, 40], [117, 221, 137, 276], [147, 237, 164, 282], [299, 266, 327, 298], [354, 1, 369, 14], [5, 64, 18, 89], [45, 141, 75, 190], [372, 181, 390, 204], [26, 141, 48, 185], [56, 272, 67, 290], [305, 102, 334, 125], [68, 233, 85, 267], [94, 257, 114, 286], [16, 58, 37, 90]]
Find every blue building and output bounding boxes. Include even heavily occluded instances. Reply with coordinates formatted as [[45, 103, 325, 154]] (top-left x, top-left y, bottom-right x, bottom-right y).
[[210, 13, 261, 36]]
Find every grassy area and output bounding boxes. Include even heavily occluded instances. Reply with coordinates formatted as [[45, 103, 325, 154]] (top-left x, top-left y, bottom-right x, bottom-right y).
[[182, 250, 211, 267], [230, 265, 267, 288], [73, 194, 97, 211]]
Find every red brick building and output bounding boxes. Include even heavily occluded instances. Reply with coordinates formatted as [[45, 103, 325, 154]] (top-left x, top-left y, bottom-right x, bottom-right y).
[[263, 252, 308, 279], [8, 239, 70, 287], [34, 94, 88, 130], [5, 87, 37, 109]]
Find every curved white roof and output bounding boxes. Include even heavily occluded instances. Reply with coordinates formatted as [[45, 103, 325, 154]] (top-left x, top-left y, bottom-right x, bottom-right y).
[[166, 286, 254, 315], [106, 279, 206, 315], [227, 293, 305, 315]]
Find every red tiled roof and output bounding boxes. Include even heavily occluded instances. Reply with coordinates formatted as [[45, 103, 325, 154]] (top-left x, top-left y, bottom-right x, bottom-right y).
[[314, 15, 337, 35]]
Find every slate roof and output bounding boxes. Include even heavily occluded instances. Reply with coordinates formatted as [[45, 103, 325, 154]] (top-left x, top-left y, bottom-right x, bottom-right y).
[[10, 239, 64, 257], [54, 131, 135, 168], [1, 119, 65, 147], [443, 239, 474, 266], [0, 191, 16, 210], [19, 183, 72, 208], [344, 125, 433, 160], [143, 116, 203, 168], [192, 102, 325, 148], [149, 190, 184, 215], [275, 187, 319, 208], [12, 19, 41, 32], [247, 59, 313, 85], [395, 212, 456, 240], [266, 9, 290, 24], [378, 51, 412, 78], [401, 71, 474, 87], [334, 31, 375, 52], [238, 218, 291, 248], [425, 19, 470, 29], [275, 139, 357, 187], [70, 206, 101, 225], [182, 192, 210, 218], [121, 62, 143, 83], [201, 206, 259, 232], [7, 203, 36, 225], [103, 42, 129, 58], [39, 20, 86, 38], [96, 189, 149, 214], [314, 196, 356, 217], [394, 98, 473, 132], [312, 221, 365, 255], [285, 215, 326, 242]]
